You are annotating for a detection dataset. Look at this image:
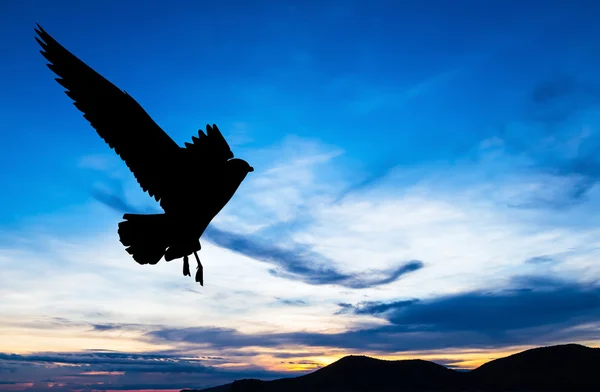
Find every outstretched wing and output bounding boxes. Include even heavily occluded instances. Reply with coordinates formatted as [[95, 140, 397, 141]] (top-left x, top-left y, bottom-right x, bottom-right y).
[[35, 24, 181, 204], [184, 124, 234, 165]]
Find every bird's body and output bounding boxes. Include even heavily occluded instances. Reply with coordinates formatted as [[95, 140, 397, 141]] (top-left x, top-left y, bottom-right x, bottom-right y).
[[34, 24, 254, 285]]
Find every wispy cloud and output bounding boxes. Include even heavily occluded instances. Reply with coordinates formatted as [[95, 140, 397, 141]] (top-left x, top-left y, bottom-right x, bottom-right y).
[[524, 255, 558, 265], [146, 275, 600, 353], [204, 226, 424, 288], [0, 351, 288, 391], [4, 111, 600, 389], [81, 136, 424, 290], [491, 76, 600, 210]]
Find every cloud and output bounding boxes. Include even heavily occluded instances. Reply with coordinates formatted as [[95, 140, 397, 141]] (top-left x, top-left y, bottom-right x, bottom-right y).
[[0, 351, 212, 372], [205, 226, 424, 288], [89, 178, 160, 215], [475, 75, 600, 210], [90, 187, 143, 215], [485, 124, 600, 210], [0, 351, 288, 391], [148, 275, 600, 354], [89, 322, 156, 332], [4, 129, 600, 389], [87, 175, 424, 289], [344, 275, 600, 334], [275, 298, 308, 306], [525, 255, 557, 264]]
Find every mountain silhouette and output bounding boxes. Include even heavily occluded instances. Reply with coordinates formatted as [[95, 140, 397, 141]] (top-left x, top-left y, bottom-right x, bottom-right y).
[[182, 344, 600, 392], [469, 343, 600, 391], [34, 24, 254, 286]]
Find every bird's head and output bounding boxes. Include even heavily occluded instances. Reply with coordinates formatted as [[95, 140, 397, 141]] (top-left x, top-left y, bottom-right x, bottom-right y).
[[224, 158, 254, 184], [227, 158, 254, 173]]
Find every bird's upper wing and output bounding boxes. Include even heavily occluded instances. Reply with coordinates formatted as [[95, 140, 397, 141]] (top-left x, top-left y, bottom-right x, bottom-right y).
[[184, 124, 234, 165], [35, 24, 181, 203]]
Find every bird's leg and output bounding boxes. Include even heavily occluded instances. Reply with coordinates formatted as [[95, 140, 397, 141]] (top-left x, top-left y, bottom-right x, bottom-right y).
[[183, 255, 190, 277], [194, 251, 203, 286]]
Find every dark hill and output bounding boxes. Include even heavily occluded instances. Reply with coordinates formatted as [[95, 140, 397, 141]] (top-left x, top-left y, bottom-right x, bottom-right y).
[[229, 355, 464, 392], [183, 343, 600, 392], [469, 343, 600, 391], [182, 384, 232, 392]]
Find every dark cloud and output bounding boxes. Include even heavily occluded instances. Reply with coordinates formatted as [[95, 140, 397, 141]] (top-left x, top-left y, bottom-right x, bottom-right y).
[[90, 323, 120, 331], [89, 180, 424, 289], [334, 302, 354, 314], [5, 275, 600, 391], [0, 351, 211, 372], [284, 360, 322, 368], [352, 299, 418, 315], [88, 322, 157, 333], [206, 225, 424, 288], [148, 275, 600, 353], [345, 276, 600, 334], [275, 298, 308, 306], [525, 255, 557, 264], [0, 351, 289, 392], [90, 179, 159, 215]]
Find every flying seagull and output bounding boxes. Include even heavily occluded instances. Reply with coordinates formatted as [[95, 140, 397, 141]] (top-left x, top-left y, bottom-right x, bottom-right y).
[[34, 24, 254, 286]]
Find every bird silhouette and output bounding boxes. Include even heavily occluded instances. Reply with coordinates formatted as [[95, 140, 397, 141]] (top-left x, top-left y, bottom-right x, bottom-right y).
[[34, 24, 254, 286]]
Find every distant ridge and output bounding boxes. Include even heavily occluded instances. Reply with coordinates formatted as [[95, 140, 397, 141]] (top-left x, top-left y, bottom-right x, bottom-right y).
[[182, 384, 232, 392], [469, 343, 600, 391], [182, 343, 600, 392]]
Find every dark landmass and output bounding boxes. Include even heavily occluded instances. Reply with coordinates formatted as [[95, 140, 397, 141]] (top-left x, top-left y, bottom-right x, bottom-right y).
[[184, 384, 233, 392], [182, 343, 600, 391]]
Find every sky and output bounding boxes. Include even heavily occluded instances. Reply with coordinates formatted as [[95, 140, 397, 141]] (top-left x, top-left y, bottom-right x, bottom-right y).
[[2, 0, 600, 390]]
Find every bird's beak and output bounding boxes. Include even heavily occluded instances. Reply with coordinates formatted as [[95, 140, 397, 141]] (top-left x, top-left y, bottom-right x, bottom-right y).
[[249, 166, 254, 172]]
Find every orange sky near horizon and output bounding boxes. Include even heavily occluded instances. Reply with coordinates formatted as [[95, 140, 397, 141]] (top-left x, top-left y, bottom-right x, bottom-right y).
[[230, 339, 600, 372], [3, 334, 599, 375], [3, 316, 599, 377]]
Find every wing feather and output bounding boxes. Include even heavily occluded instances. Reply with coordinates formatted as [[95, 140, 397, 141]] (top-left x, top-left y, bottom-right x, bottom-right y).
[[185, 124, 234, 165], [35, 24, 181, 203]]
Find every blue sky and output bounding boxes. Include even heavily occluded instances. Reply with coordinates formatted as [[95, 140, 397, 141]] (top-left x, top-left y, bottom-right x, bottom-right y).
[[2, 0, 600, 391]]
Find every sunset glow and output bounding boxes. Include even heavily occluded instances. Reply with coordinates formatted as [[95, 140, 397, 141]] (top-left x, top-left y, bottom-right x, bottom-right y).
[[2, 0, 600, 391]]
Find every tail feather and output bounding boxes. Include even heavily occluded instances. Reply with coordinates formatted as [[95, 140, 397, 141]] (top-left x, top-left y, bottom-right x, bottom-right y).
[[118, 213, 171, 265]]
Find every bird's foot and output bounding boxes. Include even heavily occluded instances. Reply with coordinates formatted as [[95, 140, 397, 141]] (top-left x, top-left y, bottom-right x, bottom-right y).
[[183, 255, 190, 277], [193, 251, 203, 286]]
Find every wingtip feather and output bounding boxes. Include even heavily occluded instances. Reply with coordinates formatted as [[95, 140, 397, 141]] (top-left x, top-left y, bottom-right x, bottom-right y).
[[34, 23, 44, 36], [34, 23, 49, 41], [34, 36, 46, 49]]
